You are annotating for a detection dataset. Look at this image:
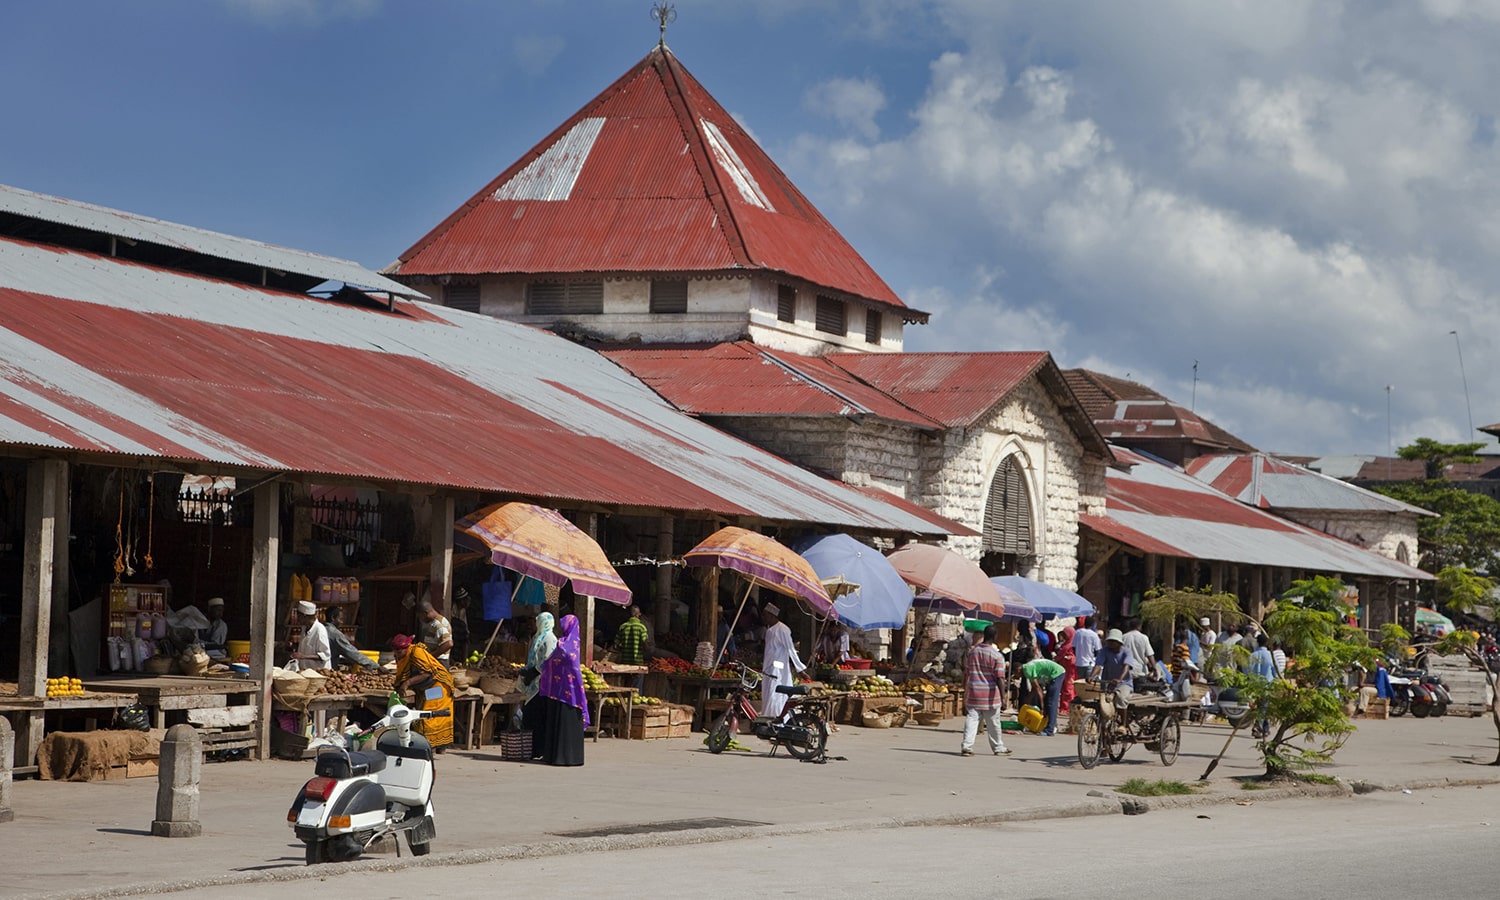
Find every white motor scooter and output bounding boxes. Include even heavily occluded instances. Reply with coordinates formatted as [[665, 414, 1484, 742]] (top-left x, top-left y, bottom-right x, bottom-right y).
[[288, 693, 449, 864]]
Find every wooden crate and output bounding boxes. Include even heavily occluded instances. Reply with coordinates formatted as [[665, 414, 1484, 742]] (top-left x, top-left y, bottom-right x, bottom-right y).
[[127, 757, 159, 778], [668, 722, 691, 738], [1362, 698, 1389, 719]]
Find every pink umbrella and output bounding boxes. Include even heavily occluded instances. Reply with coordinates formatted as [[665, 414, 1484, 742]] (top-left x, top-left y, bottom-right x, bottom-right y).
[[886, 543, 1007, 619]]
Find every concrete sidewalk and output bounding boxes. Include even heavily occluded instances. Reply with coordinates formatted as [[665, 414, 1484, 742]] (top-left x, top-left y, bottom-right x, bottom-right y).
[[7, 713, 1500, 899]]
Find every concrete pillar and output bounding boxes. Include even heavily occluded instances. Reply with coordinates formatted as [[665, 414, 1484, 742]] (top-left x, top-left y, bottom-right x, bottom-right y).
[[656, 517, 674, 637], [151, 724, 202, 837], [0, 717, 14, 823], [249, 481, 281, 761], [429, 495, 455, 611]]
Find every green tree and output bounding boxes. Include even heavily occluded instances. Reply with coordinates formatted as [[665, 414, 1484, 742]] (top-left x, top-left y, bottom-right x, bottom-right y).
[[1396, 438, 1485, 479], [1374, 481, 1500, 574], [1212, 605, 1376, 778], [1280, 575, 1355, 615], [1435, 566, 1497, 616], [1434, 630, 1500, 765]]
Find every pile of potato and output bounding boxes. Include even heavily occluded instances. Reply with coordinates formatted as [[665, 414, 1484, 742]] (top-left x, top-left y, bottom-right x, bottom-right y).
[[312, 669, 396, 696]]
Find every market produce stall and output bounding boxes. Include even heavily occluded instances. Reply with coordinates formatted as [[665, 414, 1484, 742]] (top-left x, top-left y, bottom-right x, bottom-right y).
[[81, 675, 260, 753]]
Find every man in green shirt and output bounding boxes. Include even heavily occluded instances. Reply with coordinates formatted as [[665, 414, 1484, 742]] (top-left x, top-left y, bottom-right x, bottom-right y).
[[615, 606, 650, 691], [1021, 657, 1066, 736]]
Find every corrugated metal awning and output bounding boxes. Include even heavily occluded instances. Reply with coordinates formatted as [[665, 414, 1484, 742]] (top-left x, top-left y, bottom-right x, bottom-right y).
[[0, 235, 960, 537], [1083, 448, 1432, 580]]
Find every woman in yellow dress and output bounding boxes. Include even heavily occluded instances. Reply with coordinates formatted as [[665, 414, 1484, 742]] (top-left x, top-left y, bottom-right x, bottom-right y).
[[391, 634, 455, 750]]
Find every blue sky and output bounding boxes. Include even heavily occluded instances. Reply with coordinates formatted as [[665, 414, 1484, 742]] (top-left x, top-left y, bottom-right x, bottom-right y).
[[6, 1, 1500, 456]]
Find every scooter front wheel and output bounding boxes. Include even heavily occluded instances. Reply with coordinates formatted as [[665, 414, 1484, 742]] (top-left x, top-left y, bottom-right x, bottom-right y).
[[707, 712, 735, 754]]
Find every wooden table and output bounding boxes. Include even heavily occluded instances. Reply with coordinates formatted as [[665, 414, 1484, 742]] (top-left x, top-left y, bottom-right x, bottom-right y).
[[0, 692, 140, 774], [81, 675, 260, 728], [664, 675, 739, 729], [585, 687, 635, 741]]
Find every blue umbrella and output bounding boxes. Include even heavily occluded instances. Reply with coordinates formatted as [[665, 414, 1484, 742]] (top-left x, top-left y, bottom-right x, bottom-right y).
[[790, 534, 914, 630], [991, 575, 1095, 619]]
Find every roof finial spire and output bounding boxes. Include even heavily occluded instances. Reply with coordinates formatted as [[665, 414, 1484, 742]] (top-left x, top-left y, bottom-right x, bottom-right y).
[[651, 3, 676, 50]]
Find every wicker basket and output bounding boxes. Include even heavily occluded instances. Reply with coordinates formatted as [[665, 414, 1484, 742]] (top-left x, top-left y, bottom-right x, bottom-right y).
[[143, 656, 175, 675], [913, 711, 944, 726], [829, 669, 858, 685], [499, 730, 533, 761], [861, 711, 896, 728]]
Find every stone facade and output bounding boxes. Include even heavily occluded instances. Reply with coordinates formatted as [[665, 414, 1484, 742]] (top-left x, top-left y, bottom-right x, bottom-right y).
[[423, 273, 903, 354], [713, 374, 1108, 591], [1277, 509, 1420, 565]]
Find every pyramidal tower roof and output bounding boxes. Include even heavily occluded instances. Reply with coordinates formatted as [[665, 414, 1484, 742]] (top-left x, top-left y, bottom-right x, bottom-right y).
[[393, 46, 916, 314]]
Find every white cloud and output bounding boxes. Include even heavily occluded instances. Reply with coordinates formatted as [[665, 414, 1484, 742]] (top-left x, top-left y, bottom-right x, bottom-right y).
[[788, 3, 1500, 454], [803, 77, 887, 139], [224, 0, 379, 25], [512, 34, 565, 77]]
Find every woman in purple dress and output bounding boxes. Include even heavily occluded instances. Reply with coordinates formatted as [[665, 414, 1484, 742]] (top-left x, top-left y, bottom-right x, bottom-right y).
[[535, 613, 589, 766]]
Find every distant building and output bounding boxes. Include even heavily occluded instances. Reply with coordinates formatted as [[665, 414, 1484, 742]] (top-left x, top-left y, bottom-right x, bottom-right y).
[[1063, 369, 1255, 466], [386, 46, 925, 356]]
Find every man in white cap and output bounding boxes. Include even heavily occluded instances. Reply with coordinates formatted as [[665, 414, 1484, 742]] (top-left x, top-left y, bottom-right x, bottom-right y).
[[199, 597, 228, 658], [759, 602, 805, 718], [289, 600, 331, 670]]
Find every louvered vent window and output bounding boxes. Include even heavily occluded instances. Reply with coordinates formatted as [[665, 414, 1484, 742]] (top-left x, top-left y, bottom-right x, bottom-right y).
[[815, 295, 845, 335], [650, 280, 688, 314], [445, 284, 481, 313], [526, 281, 604, 315], [777, 285, 796, 323], [865, 310, 882, 344], [982, 456, 1034, 556]]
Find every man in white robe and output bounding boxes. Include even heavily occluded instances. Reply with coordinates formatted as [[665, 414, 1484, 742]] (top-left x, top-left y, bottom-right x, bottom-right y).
[[760, 603, 806, 718]]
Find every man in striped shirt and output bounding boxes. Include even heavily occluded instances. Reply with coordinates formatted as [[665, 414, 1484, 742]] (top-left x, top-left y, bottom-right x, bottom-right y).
[[960, 625, 1011, 757]]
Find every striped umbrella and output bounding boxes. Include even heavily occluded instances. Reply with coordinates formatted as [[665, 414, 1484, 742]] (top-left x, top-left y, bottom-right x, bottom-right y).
[[685, 527, 832, 614], [455, 502, 630, 605]]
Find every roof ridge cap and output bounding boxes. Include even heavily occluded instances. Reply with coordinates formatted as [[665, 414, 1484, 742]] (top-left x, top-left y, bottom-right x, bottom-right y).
[[655, 49, 753, 268]]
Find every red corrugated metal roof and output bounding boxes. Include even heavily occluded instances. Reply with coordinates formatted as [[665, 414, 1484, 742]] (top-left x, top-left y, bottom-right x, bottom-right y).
[[1083, 447, 1431, 579], [847, 485, 981, 537], [1063, 368, 1256, 453], [0, 235, 964, 536], [601, 342, 942, 428], [827, 351, 1049, 428], [394, 47, 913, 313]]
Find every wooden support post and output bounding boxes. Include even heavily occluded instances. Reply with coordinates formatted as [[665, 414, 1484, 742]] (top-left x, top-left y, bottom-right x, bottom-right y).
[[1143, 553, 1159, 591], [429, 495, 455, 611], [49, 464, 70, 677], [1250, 567, 1265, 620], [656, 517, 674, 638], [249, 481, 281, 762], [581, 512, 598, 667], [1163, 557, 1178, 590], [1210, 561, 1224, 594], [0, 716, 14, 823], [19, 460, 63, 767], [705, 568, 721, 655]]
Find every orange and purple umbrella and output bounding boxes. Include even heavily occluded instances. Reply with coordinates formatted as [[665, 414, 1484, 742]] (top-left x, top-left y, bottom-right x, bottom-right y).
[[886, 542, 1007, 619], [684, 526, 832, 615], [455, 502, 630, 606]]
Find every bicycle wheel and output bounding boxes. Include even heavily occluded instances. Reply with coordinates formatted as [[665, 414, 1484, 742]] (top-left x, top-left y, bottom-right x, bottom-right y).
[[706, 711, 735, 754], [1157, 715, 1181, 766], [1077, 712, 1102, 769], [1104, 717, 1127, 762], [783, 711, 827, 760]]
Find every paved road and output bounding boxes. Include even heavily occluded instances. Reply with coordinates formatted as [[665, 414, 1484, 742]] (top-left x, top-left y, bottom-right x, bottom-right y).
[[192, 785, 1497, 899], [9, 713, 1500, 898]]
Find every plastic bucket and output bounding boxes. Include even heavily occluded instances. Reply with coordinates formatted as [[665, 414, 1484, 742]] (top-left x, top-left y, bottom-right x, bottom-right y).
[[360, 649, 380, 664], [1017, 704, 1046, 734], [225, 640, 251, 664]]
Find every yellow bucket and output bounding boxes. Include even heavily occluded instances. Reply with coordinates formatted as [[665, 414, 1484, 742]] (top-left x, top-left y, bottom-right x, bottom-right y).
[[1017, 704, 1046, 734], [360, 650, 380, 664], [225, 640, 251, 664]]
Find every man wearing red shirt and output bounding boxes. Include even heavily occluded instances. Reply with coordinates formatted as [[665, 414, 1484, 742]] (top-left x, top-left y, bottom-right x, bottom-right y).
[[961, 625, 1012, 757]]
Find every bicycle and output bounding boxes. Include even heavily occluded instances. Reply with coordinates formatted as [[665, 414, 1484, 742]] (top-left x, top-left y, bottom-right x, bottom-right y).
[[705, 661, 830, 761]]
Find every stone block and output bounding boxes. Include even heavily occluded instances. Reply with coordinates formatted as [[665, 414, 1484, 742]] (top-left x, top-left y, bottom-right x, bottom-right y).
[[151, 724, 202, 838]]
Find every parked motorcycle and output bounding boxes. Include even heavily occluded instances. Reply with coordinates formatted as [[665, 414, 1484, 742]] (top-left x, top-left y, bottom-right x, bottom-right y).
[[287, 694, 449, 864], [705, 661, 829, 760], [1390, 668, 1449, 718]]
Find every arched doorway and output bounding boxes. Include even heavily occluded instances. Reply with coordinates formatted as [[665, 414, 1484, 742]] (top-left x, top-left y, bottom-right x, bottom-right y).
[[980, 455, 1035, 576]]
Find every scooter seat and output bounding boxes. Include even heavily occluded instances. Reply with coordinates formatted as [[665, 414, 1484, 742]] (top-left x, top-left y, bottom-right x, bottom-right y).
[[776, 684, 810, 696], [314, 750, 387, 779]]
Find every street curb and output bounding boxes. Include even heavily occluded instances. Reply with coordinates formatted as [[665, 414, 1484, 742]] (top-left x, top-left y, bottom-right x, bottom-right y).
[[27, 776, 1500, 899]]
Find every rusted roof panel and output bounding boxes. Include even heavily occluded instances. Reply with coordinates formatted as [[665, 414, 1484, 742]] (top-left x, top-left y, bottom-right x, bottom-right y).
[[0, 235, 957, 536], [828, 352, 1050, 428], [0, 183, 424, 299], [1087, 448, 1431, 580], [602, 342, 941, 428], [1187, 453, 1436, 516], [393, 48, 914, 313]]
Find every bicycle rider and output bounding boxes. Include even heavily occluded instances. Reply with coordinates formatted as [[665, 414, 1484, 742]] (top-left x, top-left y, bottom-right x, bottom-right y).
[[1089, 628, 1135, 718]]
